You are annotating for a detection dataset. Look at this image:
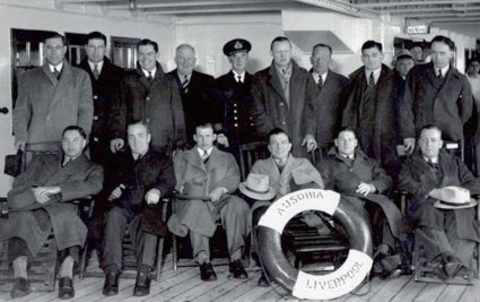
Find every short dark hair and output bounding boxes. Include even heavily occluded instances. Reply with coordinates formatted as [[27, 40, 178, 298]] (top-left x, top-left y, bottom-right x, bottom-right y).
[[195, 122, 214, 133], [361, 40, 383, 53], [128, 120, 151, 134], [44, 32, 67, 46], [336, 127, 357, 139], [419, 124, 443, 138], [267, 128, 291, 144], [86, 31, 107, 45], [270, 36, 291, 50], [62, 125, 87, 139], [137, 39, 159, 53], [430, 35, 455, 51], [312, 43, 332, 55]]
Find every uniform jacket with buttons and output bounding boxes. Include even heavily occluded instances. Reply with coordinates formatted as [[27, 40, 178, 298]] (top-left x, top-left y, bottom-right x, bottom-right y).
[[215, 71, 258, 145], [399, 62, 474, 142], [251, 61, 316, 156], [79, 58, 124, 164], [110, 63, 186, 154], [13, 61, 93, 148]]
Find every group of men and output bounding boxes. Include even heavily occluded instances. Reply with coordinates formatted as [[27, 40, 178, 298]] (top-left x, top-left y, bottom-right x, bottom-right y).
[[2, 28, 479, 300]]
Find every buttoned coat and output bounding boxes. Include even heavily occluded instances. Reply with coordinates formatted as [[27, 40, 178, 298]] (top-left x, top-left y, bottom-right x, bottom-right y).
[[342, 65, 398, 174], [79, 58, 124, 164], [215, 71, 258, 145], [168, 147, 241, 237], [0, 154, 103, 257], [251, 61, 317, 156], [110, 63, 186, 154], [398, 150, 480, 242], [309, 70, 349, 148], [399, 62, 474, 142], [168, 69, 222, 144], [13, 61, 93, 149]]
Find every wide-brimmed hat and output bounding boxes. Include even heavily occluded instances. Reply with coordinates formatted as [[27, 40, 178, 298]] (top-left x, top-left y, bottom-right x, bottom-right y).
[[239, 173, 276, 201], [431, 186, 476, 209]]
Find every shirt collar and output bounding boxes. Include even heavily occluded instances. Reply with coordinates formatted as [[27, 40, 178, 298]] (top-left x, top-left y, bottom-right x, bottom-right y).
[[423, 156, 439, 164], [178, 71, 192, 82], [142, 67, 156, 78], [434, 65, 449, 77], [312, 70, 328, 84], [232, 70, 245, 81], [365, 67, 381, 84], [88, 60, 104, 72], [49, 62, 63, 73], [197, 146, 213, 157]]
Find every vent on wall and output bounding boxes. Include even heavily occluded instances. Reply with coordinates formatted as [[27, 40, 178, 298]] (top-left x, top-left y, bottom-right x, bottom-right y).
[[285, 30, 353, 54]]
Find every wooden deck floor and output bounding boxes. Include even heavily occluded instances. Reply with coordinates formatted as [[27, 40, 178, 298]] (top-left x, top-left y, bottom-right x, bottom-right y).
[[0, 255, 479, 302]]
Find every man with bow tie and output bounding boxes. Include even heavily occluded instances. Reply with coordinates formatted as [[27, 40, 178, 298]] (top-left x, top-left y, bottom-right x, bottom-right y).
[[308, 43, 349, 160], [110, 39, 186, 156], [167, 123, 250, 282], [13, 32, 93, 158], [215, 38, 258, 149], [0, 126, 103, 299]]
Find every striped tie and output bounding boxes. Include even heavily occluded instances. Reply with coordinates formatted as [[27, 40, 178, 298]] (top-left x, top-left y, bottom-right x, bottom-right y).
[[93, 64, 100, 80], [181, 74, 190, 92]]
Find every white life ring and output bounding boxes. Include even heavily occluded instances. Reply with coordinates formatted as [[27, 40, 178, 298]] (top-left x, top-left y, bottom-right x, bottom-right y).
[[257, 189, 373, 300]]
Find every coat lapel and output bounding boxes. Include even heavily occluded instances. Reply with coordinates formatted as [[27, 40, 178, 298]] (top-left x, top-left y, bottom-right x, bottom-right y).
[[41, 63, 58, 86], [267, 64, 287, 103], [48, 61, 73, 110]]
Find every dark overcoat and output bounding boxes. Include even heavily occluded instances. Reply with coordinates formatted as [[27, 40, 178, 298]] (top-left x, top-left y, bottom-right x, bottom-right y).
[[110, 63, 186, 154], [106, 148, 175, 236], [0, 154, 103, 257], [79, 58, 124, 164], [308, 70, 349, 148], [342, 65, 398, 174], [398, 150, 480, 242], [215, 71, 258, 145], [399, 62, 474, 142], [168, 69, 222, 144], [13, 61, 93, 149], [251, 61, 316, 156]]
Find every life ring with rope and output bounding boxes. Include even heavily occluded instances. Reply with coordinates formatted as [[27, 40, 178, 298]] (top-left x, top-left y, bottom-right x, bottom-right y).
[[257, 188, 373, 300]]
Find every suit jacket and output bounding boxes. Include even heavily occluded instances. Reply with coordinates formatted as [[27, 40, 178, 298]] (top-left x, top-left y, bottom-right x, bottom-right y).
[[309, 70, 349, 148], [168, 147, 240, 237], [79, 58, 124, 164], [399, 150, 480, 242], [251, 61, 317, 156], [110, 63, 186, 153], [250, 154, 324, 198], [215, 71, 258, 145], [0, 153, 103, 256], [168, 69, 222, 144], [13, 61, 93, 149], [342, 64, 398, 174], [399, 62, 474, 142]]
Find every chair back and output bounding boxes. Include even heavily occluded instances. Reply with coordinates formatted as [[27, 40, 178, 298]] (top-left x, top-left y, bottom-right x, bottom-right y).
[[237, 142, 268, 180]]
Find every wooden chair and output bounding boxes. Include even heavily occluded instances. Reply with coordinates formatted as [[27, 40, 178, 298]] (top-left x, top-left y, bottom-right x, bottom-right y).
[[237, 142, 268, 180], [79, 197, 169, 281]]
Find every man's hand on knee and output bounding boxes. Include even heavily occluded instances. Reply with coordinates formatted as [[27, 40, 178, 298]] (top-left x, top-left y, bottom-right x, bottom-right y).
[[145, 188, 161, 205]]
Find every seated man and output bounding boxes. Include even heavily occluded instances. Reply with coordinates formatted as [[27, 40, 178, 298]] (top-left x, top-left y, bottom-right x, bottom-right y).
[[0, 125, 103, 299], [317, 127, 404, 277], [399, 125, 480, 279], [102, 121, 175, 297], [168, 123, 250, 282], [246, 127, 324, 286]]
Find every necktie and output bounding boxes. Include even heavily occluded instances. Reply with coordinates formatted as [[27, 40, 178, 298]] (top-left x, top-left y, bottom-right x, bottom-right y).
[[182, 74, 190, 92], [436, 69, 442, 78], [147, 71, 154, 82], [53, 67, 61, 80], [319, 76, 324, 88], [201, 149, 209, 163], [235, 74, 241, 83], [62, 156, 71, 167], [368, 72, 375, 86], [93, 64, 100, 80]]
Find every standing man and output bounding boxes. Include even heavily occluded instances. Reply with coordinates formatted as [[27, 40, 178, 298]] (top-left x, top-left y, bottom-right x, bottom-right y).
[[308, 43, 349, 159], [216, 38, 258, 149], [79, 31, 124, 165], [251, 36, 317, 156], [400, 35, 474, 157], [14, 32, 93, 154], [342, 40, 398, 175], [168, 44, 222, 145], [110, 39, 186, 155]]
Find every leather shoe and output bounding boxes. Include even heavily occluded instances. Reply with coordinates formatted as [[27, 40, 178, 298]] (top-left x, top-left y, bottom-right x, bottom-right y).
[[444, 261, 463, 278], [229, 260, 248, 279], [102, 271, 120, 296], [257, 273, 270, 287], [10, 277, 31, 299], [199, 263, 217, 281], [58, 277, 75, 299], [133, 266, 152, 297]]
